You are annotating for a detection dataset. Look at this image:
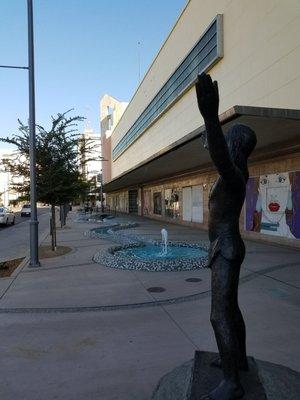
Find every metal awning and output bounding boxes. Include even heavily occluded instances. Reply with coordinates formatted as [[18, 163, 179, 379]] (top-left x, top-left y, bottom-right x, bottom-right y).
[[104, 105, 300, 192]]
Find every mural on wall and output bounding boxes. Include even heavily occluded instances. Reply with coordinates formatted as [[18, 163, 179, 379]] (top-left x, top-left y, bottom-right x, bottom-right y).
[[245, 171, 300, 239]]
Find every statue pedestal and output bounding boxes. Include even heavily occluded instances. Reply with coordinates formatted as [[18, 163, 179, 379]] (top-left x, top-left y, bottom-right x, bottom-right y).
[[189, 351, 265, 399], [151, 351, 300, 400]]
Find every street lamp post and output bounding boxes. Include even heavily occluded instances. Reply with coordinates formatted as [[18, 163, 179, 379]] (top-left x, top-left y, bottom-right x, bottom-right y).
[[100, 170, 104, 212], [0, 0, 40, 267], [27, 0, 39, 267]]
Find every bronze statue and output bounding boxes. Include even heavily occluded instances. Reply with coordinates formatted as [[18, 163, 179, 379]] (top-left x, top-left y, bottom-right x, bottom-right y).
[[196, 73, 257, 399]]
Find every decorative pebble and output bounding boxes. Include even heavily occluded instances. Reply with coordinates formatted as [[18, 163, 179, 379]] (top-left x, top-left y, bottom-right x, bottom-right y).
[[89, 221, 209, 272]]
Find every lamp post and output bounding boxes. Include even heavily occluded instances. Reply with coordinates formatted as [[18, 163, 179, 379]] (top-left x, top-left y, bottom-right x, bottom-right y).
[[100, 169, 104, 212], [0, 0, 40, 267], [27, 0, 39, 267]]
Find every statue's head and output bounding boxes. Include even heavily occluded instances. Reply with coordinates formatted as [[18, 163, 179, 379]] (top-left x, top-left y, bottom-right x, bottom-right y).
[[225, 124, 257, 173]]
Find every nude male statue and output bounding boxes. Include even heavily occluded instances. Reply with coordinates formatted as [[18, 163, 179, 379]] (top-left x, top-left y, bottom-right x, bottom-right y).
[[195, 73, 257, 400]]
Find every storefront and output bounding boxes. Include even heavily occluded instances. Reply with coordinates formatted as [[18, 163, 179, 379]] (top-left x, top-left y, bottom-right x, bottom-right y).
[[105, 106, 300, 246], [104, 0, 300, 247]]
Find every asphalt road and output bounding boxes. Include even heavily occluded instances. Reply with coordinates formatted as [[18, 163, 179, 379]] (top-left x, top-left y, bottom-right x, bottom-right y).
[[0, 207, 51, 262], [0, 208, 49, 231]]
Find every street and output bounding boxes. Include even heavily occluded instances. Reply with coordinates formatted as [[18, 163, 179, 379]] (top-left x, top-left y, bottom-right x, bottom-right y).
[[0, 207, 50, 262], [0, 207, 48, 231]]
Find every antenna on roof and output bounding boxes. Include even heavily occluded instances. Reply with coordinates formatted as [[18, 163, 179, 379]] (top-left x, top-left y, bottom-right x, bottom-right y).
[[138, 41, 141, 84]]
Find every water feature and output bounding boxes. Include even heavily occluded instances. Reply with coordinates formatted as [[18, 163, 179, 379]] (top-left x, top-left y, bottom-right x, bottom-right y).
[[160, 228, 168, 256], [115, 243, 207, 261], [92, 225, 209, 272], [90, 224, 119, 235]]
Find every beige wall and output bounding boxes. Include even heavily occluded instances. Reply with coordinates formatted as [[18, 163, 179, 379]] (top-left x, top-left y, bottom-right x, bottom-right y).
[[100, 94, 128, 183], [107, 152, 300, 247], [111, 0, 300, 179], [106, 189, 129, 213]]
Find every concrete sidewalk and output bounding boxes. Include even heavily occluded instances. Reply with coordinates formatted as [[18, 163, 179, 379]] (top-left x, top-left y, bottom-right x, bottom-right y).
[[0, 212, 299, 400]]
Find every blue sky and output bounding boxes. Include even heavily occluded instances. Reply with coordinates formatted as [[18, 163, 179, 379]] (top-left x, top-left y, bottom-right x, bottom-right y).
[[0, 0, 185, 148]]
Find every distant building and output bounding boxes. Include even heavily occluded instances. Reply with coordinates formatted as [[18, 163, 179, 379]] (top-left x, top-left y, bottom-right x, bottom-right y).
[[79, 124, 102, 199], [80, 125, 101, 180], [0, 150, 23, 207], [100, 94, 128, 185], [103, 0, 300, 248]]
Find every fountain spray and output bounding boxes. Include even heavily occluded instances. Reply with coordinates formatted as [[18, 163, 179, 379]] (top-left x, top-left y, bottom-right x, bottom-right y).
[[161, 228, 168, 256]]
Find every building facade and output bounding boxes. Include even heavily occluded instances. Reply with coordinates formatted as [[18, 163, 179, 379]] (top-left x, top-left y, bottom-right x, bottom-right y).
[[80, 125, 102, 180], [0, 150, 23, 207], [100, 94, 128, 185], [104, 0, 300, 247]]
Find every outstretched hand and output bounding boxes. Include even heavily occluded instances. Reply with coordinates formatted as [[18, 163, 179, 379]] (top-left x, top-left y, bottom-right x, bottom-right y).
[[196, 73, 219, 122]]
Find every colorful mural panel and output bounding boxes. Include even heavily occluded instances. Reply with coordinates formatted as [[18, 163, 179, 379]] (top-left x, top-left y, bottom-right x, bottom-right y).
[[246, 171, 300, 239]]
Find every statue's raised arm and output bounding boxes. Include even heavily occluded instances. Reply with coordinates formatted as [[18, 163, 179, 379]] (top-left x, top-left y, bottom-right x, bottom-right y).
[[196, 73, 237, 185]]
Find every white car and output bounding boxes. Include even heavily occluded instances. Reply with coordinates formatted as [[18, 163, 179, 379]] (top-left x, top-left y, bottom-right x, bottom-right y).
[[0, 207, 15, 225], [21, 204, 31, 217]]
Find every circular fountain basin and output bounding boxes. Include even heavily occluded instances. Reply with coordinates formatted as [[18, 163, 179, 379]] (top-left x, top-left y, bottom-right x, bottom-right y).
[[90, 224, 119, 235], [85, 222, 138, 239], [115, 243, 207, 260], [94, 242, 208, 272]]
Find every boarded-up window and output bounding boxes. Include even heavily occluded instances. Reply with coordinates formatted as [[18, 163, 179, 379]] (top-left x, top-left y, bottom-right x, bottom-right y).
[[153, 192, 162, 215], [183, 185, 203, 223], [143, 190, 151, 215]]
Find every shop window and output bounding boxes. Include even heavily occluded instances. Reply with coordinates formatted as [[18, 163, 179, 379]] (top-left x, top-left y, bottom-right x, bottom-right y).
[[143, 190, 152, 215], [183, 185, 203, 223], [165, 188, 180, 219], [153, 192, 162, 215], [128, 190, 138, 213]]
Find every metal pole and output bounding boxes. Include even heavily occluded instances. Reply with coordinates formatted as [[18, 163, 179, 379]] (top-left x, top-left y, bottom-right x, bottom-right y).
[[27, 0, 40, 267], [100, 170, 104, 212], [0, 65, 28, 70]]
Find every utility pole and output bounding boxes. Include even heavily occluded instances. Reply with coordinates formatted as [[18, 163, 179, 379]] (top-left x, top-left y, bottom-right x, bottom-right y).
[[100, 170, 104, 212], [0, 1, 40, 266], [138, 41, 141, 84], [27, 0, 40, 267]]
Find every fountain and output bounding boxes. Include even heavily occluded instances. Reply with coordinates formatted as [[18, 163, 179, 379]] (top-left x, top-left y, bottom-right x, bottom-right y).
[[160, 228, 168, 257], [93, 226, 209, 272]]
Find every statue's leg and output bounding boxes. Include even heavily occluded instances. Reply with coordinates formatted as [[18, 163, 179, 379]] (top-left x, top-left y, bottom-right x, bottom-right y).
[[204, 255, 244, 400], [234, 303, 248, 370], [210, 302, 248, 371]]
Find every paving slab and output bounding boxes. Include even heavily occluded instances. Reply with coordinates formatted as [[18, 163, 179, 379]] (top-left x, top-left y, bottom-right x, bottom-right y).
[[164, 273, 300, 371], [0, 264, 155, 308], [132, 268, 211, 301], [243, 251, 300, 272], [0, 211, 299, 400], [33, 244, 109, 269], [0, 278, 14, 298], [0, 307, 196, 400], [263, 264, 300, 288]]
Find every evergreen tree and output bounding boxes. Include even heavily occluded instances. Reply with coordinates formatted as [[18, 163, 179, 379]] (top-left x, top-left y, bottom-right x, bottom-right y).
[[0, 110, 100, 250]]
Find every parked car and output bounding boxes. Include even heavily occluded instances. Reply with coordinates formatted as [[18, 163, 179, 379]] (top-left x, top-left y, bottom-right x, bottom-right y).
[[21, 204, 31, 217], [0, 207, 15, 225]]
